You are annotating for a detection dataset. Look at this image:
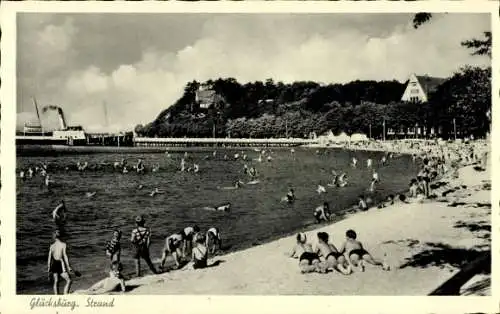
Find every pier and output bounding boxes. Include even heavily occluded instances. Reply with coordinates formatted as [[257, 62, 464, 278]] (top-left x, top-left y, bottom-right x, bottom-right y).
[[133, 137, 317, 148]]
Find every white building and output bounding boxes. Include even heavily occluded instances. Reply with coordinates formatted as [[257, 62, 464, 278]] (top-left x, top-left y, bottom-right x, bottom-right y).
[[401, 73, 447, 103]]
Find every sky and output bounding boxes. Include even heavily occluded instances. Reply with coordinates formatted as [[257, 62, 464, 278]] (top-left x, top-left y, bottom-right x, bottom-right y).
[[16, 13, 491, 132]]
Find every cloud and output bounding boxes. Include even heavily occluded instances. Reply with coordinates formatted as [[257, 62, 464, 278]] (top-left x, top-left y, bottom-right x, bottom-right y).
[[17, 13, 490, 132]]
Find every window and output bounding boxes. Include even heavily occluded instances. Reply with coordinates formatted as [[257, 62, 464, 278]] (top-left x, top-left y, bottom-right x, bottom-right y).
[[410, 82, 417, 87]]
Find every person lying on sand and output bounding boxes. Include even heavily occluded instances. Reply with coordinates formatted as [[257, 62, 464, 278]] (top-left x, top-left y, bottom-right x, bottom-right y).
[[161, 233, 184, 270], [338, 229, 390, 272], [314, 202, 331, 223], [315, 232, 351, 275], [206, 227, 222, 255], [191, 234, 208, 270], [88, 261, 126, 294], [288, 233, 321, 273], [377, 195, 394, 208]]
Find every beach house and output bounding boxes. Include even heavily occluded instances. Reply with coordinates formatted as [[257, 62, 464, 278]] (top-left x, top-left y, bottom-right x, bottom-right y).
[[401, 73, 447, 103]]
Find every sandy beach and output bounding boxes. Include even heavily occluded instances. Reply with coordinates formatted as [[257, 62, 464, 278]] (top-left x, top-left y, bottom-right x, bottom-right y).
[[75, 158, 491, 296]]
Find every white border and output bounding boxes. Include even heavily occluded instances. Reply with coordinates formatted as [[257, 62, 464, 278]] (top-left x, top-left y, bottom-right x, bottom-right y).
[[1, 2, 499, 313]]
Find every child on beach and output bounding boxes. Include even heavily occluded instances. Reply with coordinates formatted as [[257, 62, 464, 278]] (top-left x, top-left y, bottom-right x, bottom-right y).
[[88, 261, 126, 294], [338, 229, 390, 272], [206, 227, 222, 255], [47, 230, 73, 295], [160, 233, 184, 270], [315, 232, 351, 275], [358, 195, 368, 211], [191, 234, 209, 270], [182, 225, 200, 259], [130, 216, 158, 276], [105, 230, 122, 263], [313, 202, 331, 223], [288, 233, 321, 273]]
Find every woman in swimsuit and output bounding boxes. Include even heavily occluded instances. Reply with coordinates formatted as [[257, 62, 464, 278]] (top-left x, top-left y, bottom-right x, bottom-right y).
[[288, 233, 321, 273], [338, 229, 390, 272], [315, 232, 351, 275]]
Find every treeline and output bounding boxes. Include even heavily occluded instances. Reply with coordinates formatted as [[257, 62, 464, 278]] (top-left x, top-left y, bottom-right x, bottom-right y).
[[135, 66, 491, 139]]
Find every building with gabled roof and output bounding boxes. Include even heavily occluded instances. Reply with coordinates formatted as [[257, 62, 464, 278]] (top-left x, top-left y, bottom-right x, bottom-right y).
[[401, 73, 447, 103]]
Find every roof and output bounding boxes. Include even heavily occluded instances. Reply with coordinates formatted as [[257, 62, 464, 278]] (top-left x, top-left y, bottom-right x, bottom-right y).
[[415, 75, 447, 95]]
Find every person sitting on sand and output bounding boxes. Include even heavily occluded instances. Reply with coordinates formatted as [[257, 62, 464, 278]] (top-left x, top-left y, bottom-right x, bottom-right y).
[[378, 195, 394, 208], [52, 200, 67, 225], [105, 230, 122, 263], [314, 202, 331, 223], [47, 230, 73, 295], [130, 216, 158, 277], [288, 233, 321, 273], [206, 227, 222, 255], [314, 232, 351, 275], [182, 225, 200, 258], [161, 233, 184, 270], [88, 261, 126, 294], [358, 195, 368, 211], [191, 234, 209, 270], [408, 179, 419, 199], [338, 229, 390, 272]]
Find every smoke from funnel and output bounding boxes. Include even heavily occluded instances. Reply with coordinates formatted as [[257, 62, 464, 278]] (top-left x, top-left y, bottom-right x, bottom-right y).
[[42, 105, 67, 130]]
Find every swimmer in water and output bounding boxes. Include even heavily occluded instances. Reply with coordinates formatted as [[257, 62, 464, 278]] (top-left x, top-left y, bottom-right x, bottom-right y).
[[248, 167, 257, 178], [220, 181, 243, 190], [267, 156, 273, 162], [337, 173, 348, 187], [381, 156, 387, 165], [86, 191, 96, 198], [366, 158, 373, 168], [372, 170, 379, 183], [180, 158, 186, 172], [369, 179, 377, 193], [203, 203, 231, 212], [150, 188, 164, 197], [52, 200, 67, 224], [45, 174, 54, 189], [19, 170, 26, 181], [122, 167, 129, 174], [193, 164, 199, 173], [213, 151, 217, 157], [338, 229, 390, 272], [27, 167, 34, 178], [316, 184, 326, 194], [136, 159, 145, 174], [282, 189, 295, 203], [351, 157, 358, 168]]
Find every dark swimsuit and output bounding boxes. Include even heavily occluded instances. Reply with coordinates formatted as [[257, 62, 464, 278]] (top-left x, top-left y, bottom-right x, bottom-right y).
[[325, 251, 343, 260], [348, 249, 368, 258], [49, 259, 64, 274], [299, 252, 319, 264]]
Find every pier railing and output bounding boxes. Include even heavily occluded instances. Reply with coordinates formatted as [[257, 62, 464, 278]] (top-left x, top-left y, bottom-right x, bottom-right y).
[[133, 137, 318, 148]]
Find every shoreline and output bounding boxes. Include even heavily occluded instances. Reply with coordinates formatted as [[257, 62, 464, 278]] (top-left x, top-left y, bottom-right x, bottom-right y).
[[75, 161, 491, 295]]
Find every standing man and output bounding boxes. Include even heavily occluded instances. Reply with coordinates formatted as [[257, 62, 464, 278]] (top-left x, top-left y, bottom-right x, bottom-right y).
[[130, 215, 158, 277], [47, 230, 73, 295]]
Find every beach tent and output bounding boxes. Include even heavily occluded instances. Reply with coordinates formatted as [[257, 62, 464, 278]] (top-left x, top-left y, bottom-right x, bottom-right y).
[[350, 133, 369, 142], [336, 132, 350, 142]]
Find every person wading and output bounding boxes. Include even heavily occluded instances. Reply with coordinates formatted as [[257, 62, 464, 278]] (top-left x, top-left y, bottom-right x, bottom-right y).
[[130, 215, 158, 277]]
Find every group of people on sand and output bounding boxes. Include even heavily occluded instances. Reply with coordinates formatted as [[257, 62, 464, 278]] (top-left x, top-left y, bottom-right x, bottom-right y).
[[47, 213, 224, 295], [288, 230, 390, 274]]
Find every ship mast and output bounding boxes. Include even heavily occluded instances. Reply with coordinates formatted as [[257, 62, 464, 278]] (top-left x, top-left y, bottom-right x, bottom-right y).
[[31, 97, 43, 134], [103, 101, 109, 129]]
